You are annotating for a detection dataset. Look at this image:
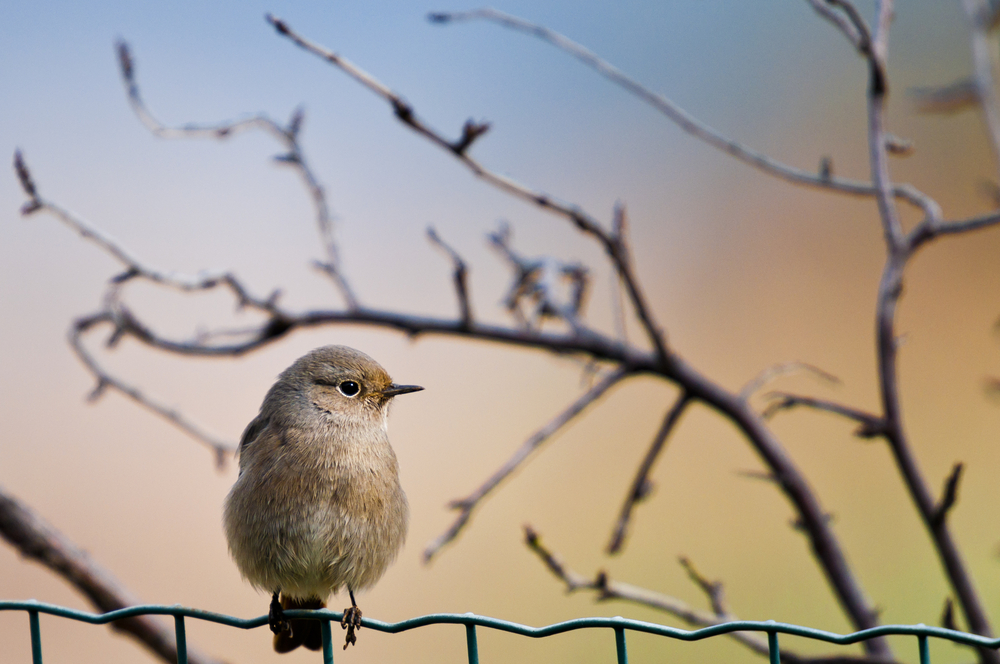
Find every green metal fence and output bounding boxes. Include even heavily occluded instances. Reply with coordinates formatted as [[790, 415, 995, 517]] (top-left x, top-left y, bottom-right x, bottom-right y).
[[3, 600, 998, 664]]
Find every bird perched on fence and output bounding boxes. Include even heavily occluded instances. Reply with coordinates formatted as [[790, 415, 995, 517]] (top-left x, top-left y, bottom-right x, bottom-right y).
[[224, 345, 422, 652]]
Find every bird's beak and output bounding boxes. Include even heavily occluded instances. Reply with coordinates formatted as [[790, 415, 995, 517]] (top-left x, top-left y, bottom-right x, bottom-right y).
[[382, 384, 424, 397]]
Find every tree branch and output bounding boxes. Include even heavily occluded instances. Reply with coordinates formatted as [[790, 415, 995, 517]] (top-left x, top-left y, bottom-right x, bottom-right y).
[[428, 7, 937, 218], [115, 40, 358, 309], [525, 526, 892, 664], [0, 484, 226, 664], [70, 313, 236, 467], [842, 1, 1000, 657], [265, 14, 671, 364], [932, 463, 964, 528], [739, 362, 841, 401], [607, 393, 691, 554], [762, 393, 886, 439], [427, 227, 473, 328], [962, 0, 1000, 178], [423, 368, 630, 562]]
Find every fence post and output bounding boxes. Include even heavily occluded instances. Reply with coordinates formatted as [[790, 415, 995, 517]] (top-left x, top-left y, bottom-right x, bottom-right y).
[[615, 626, 628, 664], [321, 618, 334, 664], [173, 614, 188, 664], [29, 609, 42, 664], [768, 629, 780, 664], [918, 634, 929, 664], [466, 622, 480, 664]]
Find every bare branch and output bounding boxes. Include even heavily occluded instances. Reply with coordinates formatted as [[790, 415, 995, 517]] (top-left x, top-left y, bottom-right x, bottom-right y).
[[932, 463, 965, 527], [671, 361, 890, 657], [423, 368, 629, 562], [429, 7, 935, 217], [453, 118, 492, 155], [943, 598, 959, 632], [739, 362, 841, 402], [805, 0, 872, 54], [866, 4, 903, 249], [678, 556, 728, 618], [806, 1, 861, 49], [13, 150, 41, 214], [857, 4, 999, 654], [762, 393, 886, 439], [266, 15, 671, 363], [70, 314, 236, 467], [115, 40, 357, 309], [524, 526, 768, 653], [525, 527, 890, 664], [0, 485, 225, 664], [607, 393, 691, 554], [910, 208, 1000, 249], [487, 223, 590, 333], [427, 227, 473, 328], [963, 0, 1000, 176]]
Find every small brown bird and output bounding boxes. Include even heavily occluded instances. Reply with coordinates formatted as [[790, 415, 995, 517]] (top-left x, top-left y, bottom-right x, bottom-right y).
[[224, 345, 422, 652]]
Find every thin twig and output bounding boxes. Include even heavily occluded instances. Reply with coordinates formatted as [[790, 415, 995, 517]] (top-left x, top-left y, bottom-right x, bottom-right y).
[[427, 227, 473, 328], [524, 526, 890, 664], [932, 463, 964, 527], [70, 313, 236, 467], [678, 556, 729, 618], [487, 223, 590, 333], [910, 209, 1000, 248], [428, 7, 937, 218], [266, 14, 671, 364], [607, 393, 691, 554], [805, 0, 865, 50], [963, 0, 1000, 177], [0, 485, 225, 664], [423, 368, 629, 561], [115, 40, 358, 309], [739, 362, 841, 402], [762, 393, 886, 438]]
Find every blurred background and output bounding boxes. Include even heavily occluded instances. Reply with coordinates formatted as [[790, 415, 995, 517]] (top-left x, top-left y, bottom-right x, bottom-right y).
[[3, 1, 1000, 663]]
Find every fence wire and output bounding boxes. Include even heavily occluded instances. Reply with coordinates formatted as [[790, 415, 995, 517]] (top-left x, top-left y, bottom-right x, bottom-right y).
[[3, 600, 998, 664]]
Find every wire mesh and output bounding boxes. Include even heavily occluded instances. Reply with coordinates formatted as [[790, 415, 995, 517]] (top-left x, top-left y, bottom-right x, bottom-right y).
[[2, 600, 998, 664]]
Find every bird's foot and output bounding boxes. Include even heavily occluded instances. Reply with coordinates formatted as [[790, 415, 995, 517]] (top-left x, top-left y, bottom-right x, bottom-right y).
[[341, 605, 362, 649], [269, 593, 291, 636]]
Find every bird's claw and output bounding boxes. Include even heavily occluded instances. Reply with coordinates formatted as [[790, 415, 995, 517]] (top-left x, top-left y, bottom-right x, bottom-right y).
[[269, 594, 291, 636], [341, 605, 362, 649]]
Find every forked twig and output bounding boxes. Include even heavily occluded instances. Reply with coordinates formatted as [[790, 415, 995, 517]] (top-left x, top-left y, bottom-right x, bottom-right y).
[[116, 40, 357, 309], [525, 526, 891, 664], [265, 13, 670, 364]]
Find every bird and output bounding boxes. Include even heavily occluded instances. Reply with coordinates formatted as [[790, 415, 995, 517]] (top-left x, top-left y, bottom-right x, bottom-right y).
[[223, 345, 422, 652]]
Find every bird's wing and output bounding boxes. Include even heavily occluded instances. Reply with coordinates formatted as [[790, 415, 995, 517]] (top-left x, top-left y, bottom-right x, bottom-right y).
[[237, 414, 270, 456]]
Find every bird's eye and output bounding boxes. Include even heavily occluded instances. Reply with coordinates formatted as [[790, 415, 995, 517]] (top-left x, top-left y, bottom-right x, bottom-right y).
[[338, 380, 360, 397]]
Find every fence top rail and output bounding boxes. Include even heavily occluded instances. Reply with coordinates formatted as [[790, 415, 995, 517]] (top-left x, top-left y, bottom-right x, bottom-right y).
[[2, 600, 997, 649]]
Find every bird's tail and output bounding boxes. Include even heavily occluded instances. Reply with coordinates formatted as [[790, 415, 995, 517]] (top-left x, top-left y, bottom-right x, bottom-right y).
[[273, 595, 326, 653]]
